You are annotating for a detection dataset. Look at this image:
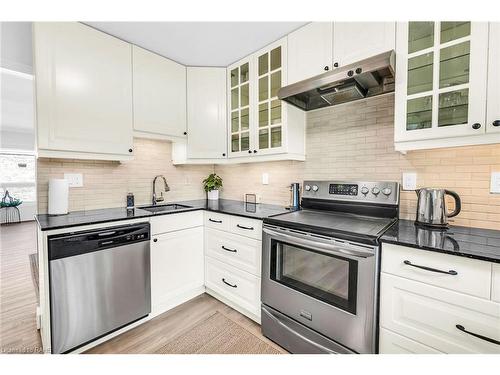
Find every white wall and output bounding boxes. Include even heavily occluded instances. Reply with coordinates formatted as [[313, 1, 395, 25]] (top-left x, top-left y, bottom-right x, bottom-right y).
[[0, 22, 33, 74]]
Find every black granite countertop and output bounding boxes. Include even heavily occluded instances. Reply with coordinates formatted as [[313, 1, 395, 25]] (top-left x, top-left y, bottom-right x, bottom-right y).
[[381, 219, 500, 263], [35, 199, 293, 231]]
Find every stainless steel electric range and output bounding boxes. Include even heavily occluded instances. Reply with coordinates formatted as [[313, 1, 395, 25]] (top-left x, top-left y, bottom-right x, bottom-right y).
[[261, 180, 400, 354]]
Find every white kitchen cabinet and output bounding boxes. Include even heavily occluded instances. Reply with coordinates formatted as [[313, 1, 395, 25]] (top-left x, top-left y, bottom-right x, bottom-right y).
[[380, 243, 500, 354], [332, 22, 395, 67], [33, 22, 134, 161], [133, 46, 187, 139], [492, 263, 500, 303], [151, 226, 204, 316], [227, 38, 305, 161], [287, 22, 333, 84], [186, 67, 227, 159], [487, 22, 500, 134], [379, 328, 442, 354], [393, 22, 500, 151]]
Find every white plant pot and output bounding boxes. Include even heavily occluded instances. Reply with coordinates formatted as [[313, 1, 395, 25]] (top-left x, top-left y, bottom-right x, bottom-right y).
[[207, 190, 219, 200]]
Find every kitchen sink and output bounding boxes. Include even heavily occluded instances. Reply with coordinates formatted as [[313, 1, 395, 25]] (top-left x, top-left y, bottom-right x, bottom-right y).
[[140, 204, 193, 213]]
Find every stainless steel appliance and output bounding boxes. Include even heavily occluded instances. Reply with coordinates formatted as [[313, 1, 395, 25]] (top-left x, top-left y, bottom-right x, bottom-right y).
[[278, 51, 395, 111], [288, 183, 300, 209], [415, 188, 461, 228], [48, 222, 151, 353], [262, 180, 400, 354]]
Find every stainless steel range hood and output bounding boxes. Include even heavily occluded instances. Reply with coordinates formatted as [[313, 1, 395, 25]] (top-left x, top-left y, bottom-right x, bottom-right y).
[[278, 50, 395, 111]]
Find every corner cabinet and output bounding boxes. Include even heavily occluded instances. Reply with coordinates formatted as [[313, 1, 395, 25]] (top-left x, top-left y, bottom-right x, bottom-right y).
[[132, 45, 187, 140], [34, 22, 134, 161], [186, 67, 227, 159], [394, 22, 500, 151], [227, 38, 305, 161]]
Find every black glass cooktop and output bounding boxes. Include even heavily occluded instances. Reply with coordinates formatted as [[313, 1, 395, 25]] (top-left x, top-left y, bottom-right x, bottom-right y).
[[264, 209, 397, 245]]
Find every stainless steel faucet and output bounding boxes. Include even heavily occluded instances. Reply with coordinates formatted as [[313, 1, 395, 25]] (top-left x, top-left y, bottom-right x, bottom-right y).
[[152, 175, 170, 205]]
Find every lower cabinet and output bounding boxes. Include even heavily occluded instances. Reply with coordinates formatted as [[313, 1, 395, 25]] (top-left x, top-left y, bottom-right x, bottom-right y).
[[151, 226, 204, 316], [380, 244, 500, 354], [205, 257, 261, 320]]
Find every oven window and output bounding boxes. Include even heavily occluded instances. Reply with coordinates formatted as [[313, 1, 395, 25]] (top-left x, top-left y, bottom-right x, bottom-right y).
[[270, 240, 357, 314]]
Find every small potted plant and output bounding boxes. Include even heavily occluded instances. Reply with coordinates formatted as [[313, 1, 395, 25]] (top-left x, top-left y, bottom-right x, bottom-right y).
[[203, 173, 223, 200]]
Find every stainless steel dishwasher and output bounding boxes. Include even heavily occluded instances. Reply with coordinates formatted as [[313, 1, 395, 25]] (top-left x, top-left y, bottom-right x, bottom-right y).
[[48, 222, 151, 353]]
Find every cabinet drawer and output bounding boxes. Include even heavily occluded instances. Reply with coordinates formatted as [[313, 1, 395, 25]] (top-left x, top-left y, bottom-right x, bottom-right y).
[[151, 210, 203, 235], [205, 228, 261, 276], [205, 256, 260, 317], [204, 211, 230, 232], [380, 273, 500, 353], [229, 215, 262, 240], [379, 328, 442, 354], [382, 243, 491, 298], [493, 263, 500, 303]]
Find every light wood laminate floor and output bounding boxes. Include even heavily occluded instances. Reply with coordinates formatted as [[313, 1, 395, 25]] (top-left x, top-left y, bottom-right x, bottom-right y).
[[0, 222, 285, 354]]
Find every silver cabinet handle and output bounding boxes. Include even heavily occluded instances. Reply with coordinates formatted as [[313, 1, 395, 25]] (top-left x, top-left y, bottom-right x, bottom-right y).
[[209, 218, 222, 223], [237, 224, 254, 230]]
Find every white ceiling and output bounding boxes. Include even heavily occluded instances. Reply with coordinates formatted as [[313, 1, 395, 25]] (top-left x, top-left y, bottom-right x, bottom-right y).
[[85, 22, 307, 67]]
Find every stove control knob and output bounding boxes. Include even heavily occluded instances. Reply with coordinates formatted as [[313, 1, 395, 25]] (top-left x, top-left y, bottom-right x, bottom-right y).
[[312, 185, 319, 192], [371, 187, 380, 195], [305, 185, 311, 191], [382, 187, 392, 196], [361, 186, 369, 195]]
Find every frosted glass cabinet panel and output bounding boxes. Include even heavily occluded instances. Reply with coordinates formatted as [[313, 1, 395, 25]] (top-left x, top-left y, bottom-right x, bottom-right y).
[[395, 22, 489, 144], [487, 23, 500, 134]]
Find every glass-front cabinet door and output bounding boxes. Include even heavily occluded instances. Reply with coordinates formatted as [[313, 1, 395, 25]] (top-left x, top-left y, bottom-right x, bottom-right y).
[[255, 42, 285, 155], [395, 22, 489, 143], [228, 59, 252, 157]]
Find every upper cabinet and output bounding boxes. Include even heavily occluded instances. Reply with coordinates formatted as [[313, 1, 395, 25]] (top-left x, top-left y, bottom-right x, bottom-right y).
[[227, 38, 305, 160], [332, 22, 396, 67], [34, 22, 134, 161], [394, 22, 500, 151], [186, 67, 227, 159], [288, 22, 333, 84], [287, 22, 395, 85], [132, 46, 187, 139], [487, 22, 500, 134]]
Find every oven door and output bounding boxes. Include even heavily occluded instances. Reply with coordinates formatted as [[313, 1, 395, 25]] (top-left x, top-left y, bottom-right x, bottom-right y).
[[261, 225, 378, 354]]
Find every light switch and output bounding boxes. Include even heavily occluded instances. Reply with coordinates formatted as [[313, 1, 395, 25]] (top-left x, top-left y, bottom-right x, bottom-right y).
[[402, 172, 417, 191], [491, 172, 500, 194], [64, 173, 83, 187], [262, 173, 269, 185]]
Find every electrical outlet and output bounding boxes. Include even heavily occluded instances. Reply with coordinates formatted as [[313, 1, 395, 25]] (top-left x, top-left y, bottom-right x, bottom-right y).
[[262, 173, 269, 185], [491, 172, 500, 194], [64, 173, 83, 187], [402, 172, 417, 191]]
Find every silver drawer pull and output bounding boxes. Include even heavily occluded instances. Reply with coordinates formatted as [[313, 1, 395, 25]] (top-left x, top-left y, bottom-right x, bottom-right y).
[[222, 278, 237, 288], [403, 260, 458, 275], [456, 324, 500, 345], [237, 224, 254, 230], [209, 218, 222, 223], [221, 245, 237, 253]]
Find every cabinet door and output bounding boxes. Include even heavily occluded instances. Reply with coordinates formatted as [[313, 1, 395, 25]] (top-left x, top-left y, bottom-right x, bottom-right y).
[[395, 22, 489, 143], [287, 22, 333, 84], [34, 22, 133, 157], [133, 46, 187, 138], [151, 226, 204, 315], [187, 67, 227, 158], [228, 58, 253, 157], [487, 22, 500, 134], [254, 39, 287, 155], [333, 22, 395, 67]]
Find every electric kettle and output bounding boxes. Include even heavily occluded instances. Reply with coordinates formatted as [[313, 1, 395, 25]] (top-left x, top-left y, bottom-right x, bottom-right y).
[[415, 188, 461, 228]]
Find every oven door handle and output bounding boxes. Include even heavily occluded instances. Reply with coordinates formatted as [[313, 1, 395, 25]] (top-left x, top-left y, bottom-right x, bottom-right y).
[[263, 227, 374, 259], [261, 307, 337, 354]]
